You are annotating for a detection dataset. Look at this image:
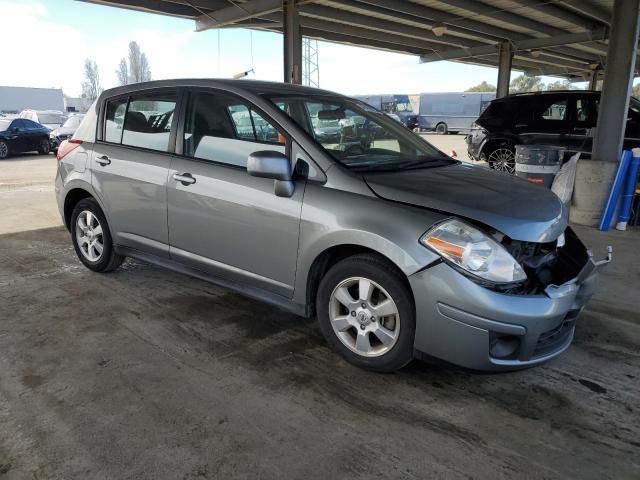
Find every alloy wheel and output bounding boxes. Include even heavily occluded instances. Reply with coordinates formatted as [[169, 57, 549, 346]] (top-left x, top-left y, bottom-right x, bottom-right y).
[[329, 276, 400, 357], [489, 148, 515, 174], [75, 210, 104, 262]]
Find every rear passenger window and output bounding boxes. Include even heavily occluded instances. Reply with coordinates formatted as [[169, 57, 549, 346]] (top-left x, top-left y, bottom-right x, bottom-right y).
[[122, 93, 176, 151], [541, 99, 567, 121], [183, 91, 285, 167], [104, 98, 128, 143]]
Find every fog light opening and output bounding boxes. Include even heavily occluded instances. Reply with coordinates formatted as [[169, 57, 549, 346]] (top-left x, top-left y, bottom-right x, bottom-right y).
[[490, 333, 520, 359]]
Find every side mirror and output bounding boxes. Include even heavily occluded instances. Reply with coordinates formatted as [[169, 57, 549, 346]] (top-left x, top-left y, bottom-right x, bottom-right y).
[[11, 127, 19, 133], [247, 150, 295, 197]]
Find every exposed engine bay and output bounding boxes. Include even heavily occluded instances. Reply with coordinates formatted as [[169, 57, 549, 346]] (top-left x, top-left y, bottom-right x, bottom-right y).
[[498, 228, 589, 295]]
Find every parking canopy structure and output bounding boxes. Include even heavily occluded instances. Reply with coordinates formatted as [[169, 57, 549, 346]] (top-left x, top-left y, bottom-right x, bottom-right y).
[[83, 0, 640, 226]]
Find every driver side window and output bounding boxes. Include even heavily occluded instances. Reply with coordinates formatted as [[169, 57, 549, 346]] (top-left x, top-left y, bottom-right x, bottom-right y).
[[183, 91, 285, 168]]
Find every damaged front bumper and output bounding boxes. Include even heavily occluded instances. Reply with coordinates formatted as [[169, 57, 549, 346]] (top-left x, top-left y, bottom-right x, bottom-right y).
[[408, 235, 611, 371]]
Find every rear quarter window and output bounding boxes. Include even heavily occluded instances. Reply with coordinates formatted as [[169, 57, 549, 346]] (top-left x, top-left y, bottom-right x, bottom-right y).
[[104, 98, 128, 143]]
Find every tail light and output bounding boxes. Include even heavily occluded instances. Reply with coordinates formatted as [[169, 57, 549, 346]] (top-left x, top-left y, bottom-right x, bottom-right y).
[[56, 139, 82, 161]]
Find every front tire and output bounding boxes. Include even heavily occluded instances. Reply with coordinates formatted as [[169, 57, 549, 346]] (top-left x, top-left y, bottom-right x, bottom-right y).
[[0, 140, 9, 159], [37, 138, 50, 155], [71, 198, 124, 272], [316, 254, 415, 372], [487, 145, 516, 173]]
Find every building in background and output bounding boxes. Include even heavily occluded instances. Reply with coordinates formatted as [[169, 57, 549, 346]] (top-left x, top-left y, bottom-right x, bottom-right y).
[[0, 86, 64, 114], [64, 95, 92, 113]]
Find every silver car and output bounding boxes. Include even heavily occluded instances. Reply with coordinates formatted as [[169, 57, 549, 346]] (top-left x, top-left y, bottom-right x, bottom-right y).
[[55, 80, 609, 372]]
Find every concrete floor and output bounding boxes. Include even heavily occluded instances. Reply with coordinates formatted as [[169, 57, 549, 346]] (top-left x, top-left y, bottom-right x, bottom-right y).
[[0, 153, 639, 479]]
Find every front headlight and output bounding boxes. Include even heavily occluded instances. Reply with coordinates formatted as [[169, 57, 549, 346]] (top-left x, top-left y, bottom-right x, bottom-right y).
[[420, 219, 527, 284], [49, 132, 56, 139]]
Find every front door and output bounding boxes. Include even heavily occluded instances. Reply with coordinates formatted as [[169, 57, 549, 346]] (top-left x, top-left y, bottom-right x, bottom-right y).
[[91, 90, 178, 258], [167, 90, 304, 297]]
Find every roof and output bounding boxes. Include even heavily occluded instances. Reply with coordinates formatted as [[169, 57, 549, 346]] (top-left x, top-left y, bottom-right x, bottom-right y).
[[80, 0, 627, 80], [99, 78, 345, 98]]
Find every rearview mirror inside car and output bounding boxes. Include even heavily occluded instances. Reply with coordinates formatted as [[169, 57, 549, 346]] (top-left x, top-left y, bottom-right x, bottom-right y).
[[317, 108, 346, 121]]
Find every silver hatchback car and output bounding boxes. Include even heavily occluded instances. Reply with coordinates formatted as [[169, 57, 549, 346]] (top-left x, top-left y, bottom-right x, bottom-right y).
[[55, 79, 609, 372]]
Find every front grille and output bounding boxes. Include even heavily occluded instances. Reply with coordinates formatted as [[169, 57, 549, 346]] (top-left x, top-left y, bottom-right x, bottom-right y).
[[533, 315, 576, 358]]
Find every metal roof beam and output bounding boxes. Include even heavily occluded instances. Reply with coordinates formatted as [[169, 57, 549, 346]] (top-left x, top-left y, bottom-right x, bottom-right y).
[[461, 56, 589, 78], [556, 0, 611, 25], [300, 4, 480, 47], [195, 0, 286, 30], [327, 0, 497, 43], [301, 27, 426, 56], [81, 0, 197, 17], [297, 16, 452, 52], [419, 29, 607, 63], [507, 0, 605, 29], [435, 0, 586, 37], [352, 0, 605, 62]]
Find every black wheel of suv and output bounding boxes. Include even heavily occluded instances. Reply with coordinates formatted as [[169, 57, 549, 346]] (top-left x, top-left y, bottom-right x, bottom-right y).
[[488, 145, 516, 174], [71, 198, 125, 272], [0, 140, 9, 159], [435, 122, 448, 135], [316, 254, 415, 372], [37, 138, 50, 155]]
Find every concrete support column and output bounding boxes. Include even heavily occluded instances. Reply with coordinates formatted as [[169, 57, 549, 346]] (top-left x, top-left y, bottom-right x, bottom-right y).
[[571, 0, 640, 226], [283, 0, 302, 84], [496, 42, 513, 98], [588, 69, 599, 91]]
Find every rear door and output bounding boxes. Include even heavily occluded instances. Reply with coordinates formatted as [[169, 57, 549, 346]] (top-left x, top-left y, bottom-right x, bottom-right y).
[[22, 119, 44, 150], [521, 94, 572, 147], [565, 94, 598, 155], [167, 89, 304, 297], [92, 89, 178, 258]]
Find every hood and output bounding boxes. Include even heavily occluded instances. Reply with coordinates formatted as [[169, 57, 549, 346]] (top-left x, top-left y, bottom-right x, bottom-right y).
[[50, 126, 75, 136], [364, 163, 567, 243]]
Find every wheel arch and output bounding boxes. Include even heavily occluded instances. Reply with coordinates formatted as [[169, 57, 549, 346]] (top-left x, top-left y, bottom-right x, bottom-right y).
[[303, 243, 415, 318], [479, 136, 516, 157], [63, 188, 94, 230]]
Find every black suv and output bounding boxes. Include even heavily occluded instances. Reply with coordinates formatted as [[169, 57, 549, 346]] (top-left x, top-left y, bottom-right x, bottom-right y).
[[467, 91, 640, 172]]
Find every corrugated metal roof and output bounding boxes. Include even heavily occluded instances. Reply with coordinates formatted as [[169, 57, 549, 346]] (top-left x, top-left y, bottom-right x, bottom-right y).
[[81, 0, 625, 79]]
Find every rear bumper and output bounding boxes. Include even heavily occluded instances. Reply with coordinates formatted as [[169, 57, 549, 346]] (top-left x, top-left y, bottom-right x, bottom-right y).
[[409, 248, 610, 371]]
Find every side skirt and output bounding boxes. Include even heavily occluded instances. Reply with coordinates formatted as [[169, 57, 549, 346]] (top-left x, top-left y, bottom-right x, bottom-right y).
[[115, 245, 309, 318]]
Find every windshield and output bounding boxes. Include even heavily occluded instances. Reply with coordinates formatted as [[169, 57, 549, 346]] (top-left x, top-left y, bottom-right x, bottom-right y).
[[266, 95, 453, 172], [396, 102, 413, 113], [0, 119, 11, 131], [38, 113, 66, 125], [62, 115, 83, 128]]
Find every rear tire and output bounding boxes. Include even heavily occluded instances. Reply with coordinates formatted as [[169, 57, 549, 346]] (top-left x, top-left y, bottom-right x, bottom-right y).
[[71, 198, 124, 273], [435, 123, 448, 135], [37, 138, 50, 155], [316, 254, 415, 372]]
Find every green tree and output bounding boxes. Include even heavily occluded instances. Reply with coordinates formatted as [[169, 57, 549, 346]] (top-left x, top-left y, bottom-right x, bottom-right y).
[[466, 81, 496, 92], [545, 80, 576, 91], [509, 74, 543, 93]]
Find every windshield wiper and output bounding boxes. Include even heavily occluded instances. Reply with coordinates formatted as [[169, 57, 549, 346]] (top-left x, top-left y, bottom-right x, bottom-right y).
[[351, 158, 451, 172]]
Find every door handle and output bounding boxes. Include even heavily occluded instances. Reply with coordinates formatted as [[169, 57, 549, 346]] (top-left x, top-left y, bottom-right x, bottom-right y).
[[173, 173, 196, 186], [96, 155, 111, 166]]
